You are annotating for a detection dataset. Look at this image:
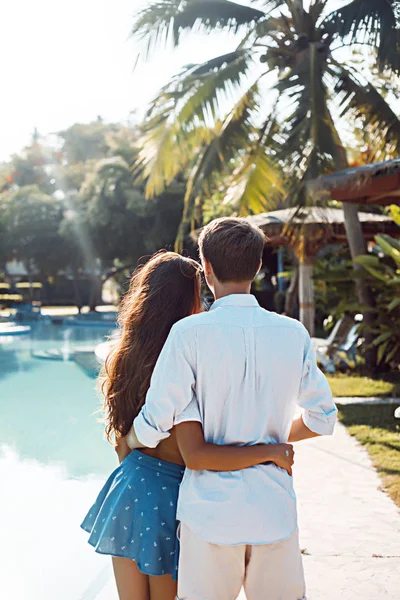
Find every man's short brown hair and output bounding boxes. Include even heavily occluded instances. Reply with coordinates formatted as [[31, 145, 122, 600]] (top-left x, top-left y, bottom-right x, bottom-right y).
[[198, 217, 265, 283]]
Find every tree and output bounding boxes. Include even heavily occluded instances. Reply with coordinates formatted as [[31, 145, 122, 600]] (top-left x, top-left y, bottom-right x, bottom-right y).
[[355, 206, 400, 369], [132, 0, 400, 364], [0, 132, 58, 196], [0, 119, 185, 309], [57, 117, 120, 165], [67, 135, 184, 308], [79, 153, 184, 266], [0, 185, 69, 278]]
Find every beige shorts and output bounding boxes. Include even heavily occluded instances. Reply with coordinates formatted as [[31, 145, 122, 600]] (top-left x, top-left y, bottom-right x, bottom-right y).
[[177, 525, 306, 600]]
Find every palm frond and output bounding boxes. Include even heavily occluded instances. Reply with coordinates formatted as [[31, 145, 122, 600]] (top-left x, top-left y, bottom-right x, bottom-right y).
[[276, 45, 347, 180], [255, 13, 295, 42], [135, 50, 253, 197], [174, 82, 261, 249], [144, 49, 253, 132], [135, 123, 211, 199], [309, 0, 330, 25], [324, 0, 400, 73], [251, 0, 285, 7], [185, 81, 260, 199], [224, 120, 283, 214], [329, 62, 400, 152], [132, 0, 266, 57], [284, 0, 308, 33]]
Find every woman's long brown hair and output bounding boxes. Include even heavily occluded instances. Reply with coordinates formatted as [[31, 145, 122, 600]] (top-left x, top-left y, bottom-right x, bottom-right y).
[[102, 251, 202, 443]]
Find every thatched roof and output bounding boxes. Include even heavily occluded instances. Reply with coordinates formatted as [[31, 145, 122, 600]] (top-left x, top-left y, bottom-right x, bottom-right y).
[[247, 207, 398, 253], [307, 158, 400, 206], [191, 207, 397, 249], [249, 207, 393, 228]]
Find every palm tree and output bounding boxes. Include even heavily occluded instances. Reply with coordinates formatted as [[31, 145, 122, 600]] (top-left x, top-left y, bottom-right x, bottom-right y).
[[132, 0, 400, 363]]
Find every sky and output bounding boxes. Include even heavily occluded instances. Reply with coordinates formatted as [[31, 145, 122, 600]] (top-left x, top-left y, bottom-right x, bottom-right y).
[[0, 0, 238, 161], [0, 0, 350, 162]]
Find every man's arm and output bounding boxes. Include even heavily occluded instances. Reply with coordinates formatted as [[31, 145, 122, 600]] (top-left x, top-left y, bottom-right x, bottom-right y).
[[288, 415, 321, 443], [130, 327, 195, 449], [292, 329, 337, 441], [125, 428, 145, 450]]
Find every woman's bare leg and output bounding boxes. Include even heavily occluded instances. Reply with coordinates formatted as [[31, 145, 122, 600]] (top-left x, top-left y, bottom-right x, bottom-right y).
[[112, 557, 150, 600], [149, 574, 177, 600]]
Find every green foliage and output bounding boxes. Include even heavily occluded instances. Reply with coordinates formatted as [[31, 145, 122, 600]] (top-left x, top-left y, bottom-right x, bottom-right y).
[[314, 212, 400, 370], [313, 245, 357, 319], [326, 0, 400, 74], [57, 118, 119, 164], [202, 187, 238, 224], [1, 140, 59, 196], [389, 204, 400, 227], [0, 185, 69, 276], [135, 50, 256, 199], [0, 121, 184, 297], [79, 154, 183, 265], [132, 0, 400, 244], [354, 216, 400, 367], [133, 0, 267, 57]]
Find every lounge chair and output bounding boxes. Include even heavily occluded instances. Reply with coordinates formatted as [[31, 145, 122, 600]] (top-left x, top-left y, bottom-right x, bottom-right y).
[[312, 315, 362, 374]]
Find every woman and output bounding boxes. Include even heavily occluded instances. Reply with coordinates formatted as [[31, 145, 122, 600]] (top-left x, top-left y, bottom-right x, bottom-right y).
[[81, 252, 294, 600]]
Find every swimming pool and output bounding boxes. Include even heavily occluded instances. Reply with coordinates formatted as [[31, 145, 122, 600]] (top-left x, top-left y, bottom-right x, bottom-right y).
[[0, 323, 120, 600]]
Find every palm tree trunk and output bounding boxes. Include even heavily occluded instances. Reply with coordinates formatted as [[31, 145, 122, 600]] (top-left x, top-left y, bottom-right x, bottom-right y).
[[342, 203, 367, 257], [331, 143, 377, 371]]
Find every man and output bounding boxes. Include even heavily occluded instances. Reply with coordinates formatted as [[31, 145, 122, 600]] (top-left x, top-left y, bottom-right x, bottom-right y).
[[128, 218, 337, 599]]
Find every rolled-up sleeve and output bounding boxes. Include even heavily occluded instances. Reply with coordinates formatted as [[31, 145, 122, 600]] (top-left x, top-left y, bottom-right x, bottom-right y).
[[133, 327, 196, 448], [298, 331, 337, 435], [174, 396, 202, 426]]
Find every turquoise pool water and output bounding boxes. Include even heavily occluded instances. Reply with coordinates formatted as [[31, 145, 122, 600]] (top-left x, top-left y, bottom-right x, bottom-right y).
[[0, 323, 120, 599], [0, 322, 117, 477]]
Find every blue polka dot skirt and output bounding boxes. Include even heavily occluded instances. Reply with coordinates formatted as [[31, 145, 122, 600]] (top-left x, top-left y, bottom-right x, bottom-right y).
[[81, 450, 185, 579]]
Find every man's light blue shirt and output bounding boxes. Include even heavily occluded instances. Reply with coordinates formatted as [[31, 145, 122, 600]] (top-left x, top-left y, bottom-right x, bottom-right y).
[[134, 294, 337, 545]]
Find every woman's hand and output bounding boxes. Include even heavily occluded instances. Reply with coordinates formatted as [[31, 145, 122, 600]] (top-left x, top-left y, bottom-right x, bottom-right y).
[[268, 443, 295, 476]]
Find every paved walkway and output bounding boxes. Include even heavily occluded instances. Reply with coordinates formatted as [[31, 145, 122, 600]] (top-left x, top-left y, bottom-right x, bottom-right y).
[[95, 422, 400, 600], [291, 421, 400, 599], [334, 396, 400, 405]]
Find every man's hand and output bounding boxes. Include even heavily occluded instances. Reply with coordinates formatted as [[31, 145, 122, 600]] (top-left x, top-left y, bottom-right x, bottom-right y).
[[269, 443, 295, 476]]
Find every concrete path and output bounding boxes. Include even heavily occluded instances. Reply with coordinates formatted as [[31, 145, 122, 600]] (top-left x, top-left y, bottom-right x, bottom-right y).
[[334, 396, 400, 405], [95, 422, 400, 600], [236, 422, 400, 599], [291, 422, 400, 599]]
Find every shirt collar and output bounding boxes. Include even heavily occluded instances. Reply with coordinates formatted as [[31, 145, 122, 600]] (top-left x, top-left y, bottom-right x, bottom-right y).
[[210, 294, 259, 310]]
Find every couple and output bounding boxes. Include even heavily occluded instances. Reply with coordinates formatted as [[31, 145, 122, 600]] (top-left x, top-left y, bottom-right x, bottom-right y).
[[82, 217, 337, 600]]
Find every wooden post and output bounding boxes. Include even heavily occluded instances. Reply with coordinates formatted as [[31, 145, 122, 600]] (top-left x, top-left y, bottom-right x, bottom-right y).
[[299, 256, 315, 336]]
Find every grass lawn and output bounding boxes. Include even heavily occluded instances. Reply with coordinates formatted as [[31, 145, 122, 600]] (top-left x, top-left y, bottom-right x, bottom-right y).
[[327, 374, 400, 398], [338, 404, 400, 508]]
